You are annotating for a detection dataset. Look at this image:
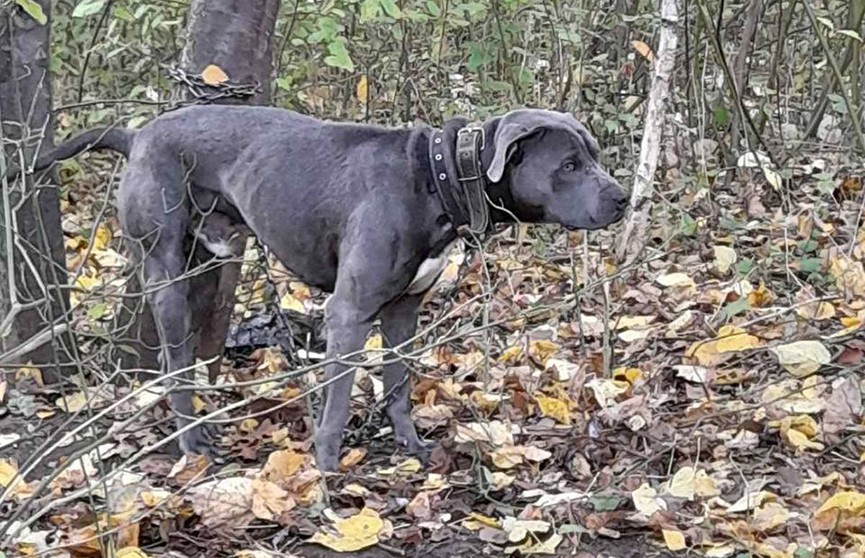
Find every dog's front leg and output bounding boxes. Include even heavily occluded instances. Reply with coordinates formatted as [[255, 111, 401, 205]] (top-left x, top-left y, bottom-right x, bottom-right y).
[[380, 294, 429, 462], [315, 297, 373, 472]]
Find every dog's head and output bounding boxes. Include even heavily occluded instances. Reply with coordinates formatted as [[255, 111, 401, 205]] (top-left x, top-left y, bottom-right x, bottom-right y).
[[484, 109, 628, 230]]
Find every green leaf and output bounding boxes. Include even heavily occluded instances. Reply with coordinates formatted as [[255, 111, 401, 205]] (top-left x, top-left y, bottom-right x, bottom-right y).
[[379, 0, 402, 19], [72, 0, 107, 18], [360, 0, 380, 22], [679, 213, 697, 236], [15, 0, 47, 25], [87, 303, 108, 321], [799, 257, 822, 274], [426, 0, 441, 17], [722, 297, 750, 319], [324, 41, 354, 72], [590, 494, 622, 511]]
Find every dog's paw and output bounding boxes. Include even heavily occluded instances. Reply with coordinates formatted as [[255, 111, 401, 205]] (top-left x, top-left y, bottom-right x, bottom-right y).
[[314, 431, 342, 473], [397, 435, 432, 465], [178, 423, 213, 457]]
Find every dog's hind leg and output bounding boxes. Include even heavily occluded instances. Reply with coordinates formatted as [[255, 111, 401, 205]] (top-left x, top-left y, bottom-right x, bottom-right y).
[[120, 163, 210, 456], [379, 294, 430, 461]]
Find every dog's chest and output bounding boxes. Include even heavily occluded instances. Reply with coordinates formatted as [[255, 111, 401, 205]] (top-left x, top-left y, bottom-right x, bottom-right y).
[[407, 241, 458, 295]]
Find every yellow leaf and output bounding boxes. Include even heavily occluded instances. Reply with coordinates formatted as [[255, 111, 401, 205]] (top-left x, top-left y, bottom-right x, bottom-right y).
[[498, 345, 524, 365], [0, 459, 20, 488], [279, 292, 305, 313], [713, 245, 737, 274], [377, 458, 422, 476], [364, 334, 382, 351], [528, 339, 559, 365], [631, 39, 654, 61], [191, 394, 207, 413], [263, 450, 307, 482], [201, 64, 229, 85], [339, 448, 366, 470], [612, 366, 643, 385], [93, 224, 112, 251], [310, 508, 384, 552], [770, 340, 831, 377], [662, 529, 686, 551], [239, 418, 259, 433], [56, 391, 87, 412], [687, 325, 762, 367], [748, 283, 775, 307], [813, 490, 865, 532], [356, 75, 369, 104], [535, 394, 571, 425], [115, 547, 149, 558], [15, 365, 43, 386], [463, 512, 501, 530]]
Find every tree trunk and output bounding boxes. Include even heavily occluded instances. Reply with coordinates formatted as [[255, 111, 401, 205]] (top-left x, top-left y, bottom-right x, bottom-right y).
[[0, 1, 72, 380], [115, 0, 280, 379], [615, 0, 679, 264]]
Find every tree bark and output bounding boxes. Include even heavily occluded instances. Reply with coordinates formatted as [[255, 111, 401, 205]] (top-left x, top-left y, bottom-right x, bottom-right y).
[[0, 1, 72, 379], [615, 0, 679, 264], [116, 0, 280, 379]]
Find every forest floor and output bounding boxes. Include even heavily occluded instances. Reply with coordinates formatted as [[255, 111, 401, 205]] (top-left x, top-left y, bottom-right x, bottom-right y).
[[1, 150, 864, 558]]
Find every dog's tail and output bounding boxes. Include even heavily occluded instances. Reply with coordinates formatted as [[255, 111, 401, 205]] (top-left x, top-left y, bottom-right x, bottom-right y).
[[3, 127, 136, 179]]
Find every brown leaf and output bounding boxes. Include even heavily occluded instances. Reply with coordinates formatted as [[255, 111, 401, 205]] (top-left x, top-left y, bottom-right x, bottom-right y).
[[201, 64, 229, 85], [823, 377, 862, 435]]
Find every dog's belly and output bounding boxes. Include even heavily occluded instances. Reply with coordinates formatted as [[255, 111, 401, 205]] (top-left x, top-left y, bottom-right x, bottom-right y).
[[407, 241, 456, 295]]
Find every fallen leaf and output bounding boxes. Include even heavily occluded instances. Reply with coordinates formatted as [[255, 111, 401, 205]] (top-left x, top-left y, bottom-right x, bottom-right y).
[[770, 340, 831, 377], [356, 75, 369, 104], [631, 483, 666, 516], [535, 394, 571, 425], [687, 325, 762, 367], [727, 490, 776, 513], [813, 490, 865, 532], [713, 245, 737, 273], [656, 272, 695, 288], [56, 391, 88, 412], [310, 508, 385, 552], [251, 478, 293, 521], [262, 450, 307, 482], [829, 255, 865, 298], [662, 529, 686, 551], [188, 477, 254, 529], [631, 39, 654, 61], [201, 64, 229, 85], [585, 378, 630, 407], [339, 448, 366, 470]]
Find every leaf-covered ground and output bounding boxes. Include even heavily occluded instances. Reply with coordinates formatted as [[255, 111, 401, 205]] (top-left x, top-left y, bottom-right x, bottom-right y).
[[1, 153, 864, 558]]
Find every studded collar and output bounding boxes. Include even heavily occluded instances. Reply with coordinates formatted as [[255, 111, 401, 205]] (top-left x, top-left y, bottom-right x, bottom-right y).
[[427, 124, 490, 238]]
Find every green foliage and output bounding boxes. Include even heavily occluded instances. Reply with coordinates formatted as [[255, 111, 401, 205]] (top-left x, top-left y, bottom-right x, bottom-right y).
[[15, 0, 46, 24]]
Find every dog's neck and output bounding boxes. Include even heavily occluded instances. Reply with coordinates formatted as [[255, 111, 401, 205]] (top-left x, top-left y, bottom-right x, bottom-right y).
[[427, 117, 544, 235]]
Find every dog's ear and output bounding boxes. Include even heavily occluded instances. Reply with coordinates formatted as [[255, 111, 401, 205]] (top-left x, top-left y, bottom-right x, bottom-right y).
[[486, 120, 543, 183], [486, 109, 597, 183]]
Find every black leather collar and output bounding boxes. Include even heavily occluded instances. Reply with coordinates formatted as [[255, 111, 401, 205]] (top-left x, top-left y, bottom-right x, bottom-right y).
[[428, 123, 490, 238]]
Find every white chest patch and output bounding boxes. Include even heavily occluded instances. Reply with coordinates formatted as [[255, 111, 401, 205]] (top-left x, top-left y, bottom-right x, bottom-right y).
[[408, 240, 458, 295]]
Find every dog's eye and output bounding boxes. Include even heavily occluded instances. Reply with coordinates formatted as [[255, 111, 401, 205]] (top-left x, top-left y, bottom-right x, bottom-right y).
[[562, 161, 579, 172]]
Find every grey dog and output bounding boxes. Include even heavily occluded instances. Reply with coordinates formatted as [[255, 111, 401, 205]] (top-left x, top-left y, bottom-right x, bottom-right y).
[[29, 105, 627, 471]]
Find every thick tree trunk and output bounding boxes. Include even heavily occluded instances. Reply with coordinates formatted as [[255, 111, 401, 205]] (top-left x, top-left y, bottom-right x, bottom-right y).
[[0, 2, 72, 379], [116, 0, 280, 379]]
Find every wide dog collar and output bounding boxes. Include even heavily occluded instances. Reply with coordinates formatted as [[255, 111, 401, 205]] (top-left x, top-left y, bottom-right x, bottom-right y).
[[428, 124, 490, 238]]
